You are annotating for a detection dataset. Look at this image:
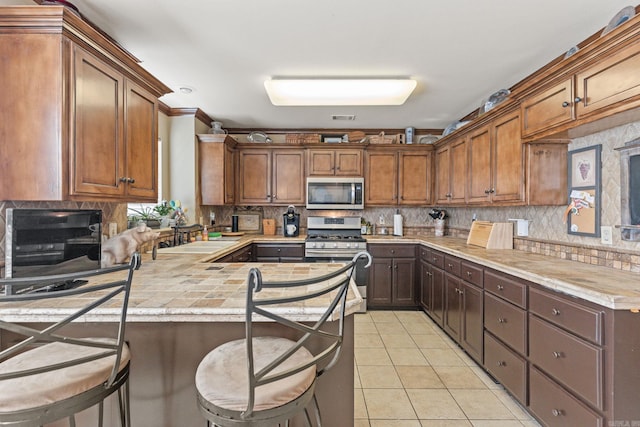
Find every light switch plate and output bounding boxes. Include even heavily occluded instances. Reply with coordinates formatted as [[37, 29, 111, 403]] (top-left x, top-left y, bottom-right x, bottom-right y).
[[601, 226, 613, 245]]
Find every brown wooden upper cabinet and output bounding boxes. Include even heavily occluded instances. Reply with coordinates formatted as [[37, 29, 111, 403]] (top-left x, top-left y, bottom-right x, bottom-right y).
[[198, 134, 236, 205], [237, 147, 305, 205], [307, 148, 363, 176], [0, 7, 170, 202], [522, 38, 640, 139], [364, 147, 432, 206], [435, 137, 467, 205], [468, 109, 525, 205]]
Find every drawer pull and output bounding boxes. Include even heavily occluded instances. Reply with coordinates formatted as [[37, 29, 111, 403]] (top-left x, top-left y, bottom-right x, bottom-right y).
[[496, 284, 504, 291], [448, 263, 453, 269], [498, 317, 507, 324], [552, 351, 563, 359], [496, 361, 506, 367], [552, 308, 561, 316], [466, 271, 472, 277], [551, 408, 564, 417]]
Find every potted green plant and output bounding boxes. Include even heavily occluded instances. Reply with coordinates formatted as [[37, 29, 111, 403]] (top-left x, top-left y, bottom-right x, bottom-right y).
[[154, 201, 175, 227], [128, 205, 161, 228]]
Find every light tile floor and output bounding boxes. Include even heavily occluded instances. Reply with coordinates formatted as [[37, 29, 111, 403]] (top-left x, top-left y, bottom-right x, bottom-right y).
[[354, 310, 542, 427]]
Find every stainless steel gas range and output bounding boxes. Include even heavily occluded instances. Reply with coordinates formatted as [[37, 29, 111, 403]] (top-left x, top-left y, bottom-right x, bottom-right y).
[[305, 216, 369, 311]]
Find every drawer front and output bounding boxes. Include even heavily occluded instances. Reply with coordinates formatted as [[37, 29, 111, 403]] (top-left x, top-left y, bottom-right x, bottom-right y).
[[429, 250, 445, 269], [529, 287, 603, 345], [529, 367, 603, 427], [529, 314, 603, 410], [444, 255, 461, 277], [484, 293, 527, 354], [484, 270, 527, 308], [484, 332, 527, 404], [368, 244, 415, 258], [255, 244, 304, 258], [461, 261, 483, 288], [419, 246, 431, 262]]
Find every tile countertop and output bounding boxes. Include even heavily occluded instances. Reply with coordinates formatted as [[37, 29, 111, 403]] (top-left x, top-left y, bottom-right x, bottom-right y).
[[367, 235, 640, 310], [1, 257, 362, 323]]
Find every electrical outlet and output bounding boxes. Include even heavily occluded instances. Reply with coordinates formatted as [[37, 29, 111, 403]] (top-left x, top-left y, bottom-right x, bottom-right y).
[[601, 226, 613, 245]]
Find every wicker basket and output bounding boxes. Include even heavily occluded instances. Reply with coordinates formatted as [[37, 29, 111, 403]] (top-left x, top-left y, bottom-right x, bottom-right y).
[[369, 131, 395, 144], [285, 133, 321, 144], [262, 219, 276, 235]]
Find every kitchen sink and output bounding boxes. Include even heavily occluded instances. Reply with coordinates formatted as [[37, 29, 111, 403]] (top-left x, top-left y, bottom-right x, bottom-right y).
[[156, 239, 239, 254]]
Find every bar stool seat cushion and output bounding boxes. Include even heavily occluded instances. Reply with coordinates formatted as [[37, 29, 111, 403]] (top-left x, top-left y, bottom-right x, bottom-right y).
[[196, 336, 315, 412], [0, 338, 130, 413]]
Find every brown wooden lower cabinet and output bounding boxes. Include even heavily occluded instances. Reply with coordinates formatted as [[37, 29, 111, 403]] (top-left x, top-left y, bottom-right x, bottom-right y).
[[216, 244, 254, 262], [367, 244, 416, 308]]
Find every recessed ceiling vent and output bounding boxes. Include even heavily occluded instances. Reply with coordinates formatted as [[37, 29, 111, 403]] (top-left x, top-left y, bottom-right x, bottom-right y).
[[331, 114, 356, 121]]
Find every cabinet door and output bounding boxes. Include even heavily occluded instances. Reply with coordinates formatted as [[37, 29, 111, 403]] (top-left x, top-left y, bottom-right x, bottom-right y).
[[398, 151, 432, 205], [419, 260, 431, 311], [72, 46, 125, 197], [368, 257, 393, 306], [224, 143, 236, 204], [576, 40, 640, 119], [124, 80, 158, 200], [461, 281, 483, 363], [467, 125, 492, 204], [365, 151, 397, 205], [199, 138, 235, 205], [307, 150, 335, 176], [521, 78, 574, 137], [434, 145, 451, 204], [429, 267, 445, 326], [443, 274, 462, 339], [334, 149, 363, 176], [238, 149, 271, 204], [449, 138, 468, 204], [492, 110, 524, 203], [272, 150, 305, 205], [393, 258, 416, 306]]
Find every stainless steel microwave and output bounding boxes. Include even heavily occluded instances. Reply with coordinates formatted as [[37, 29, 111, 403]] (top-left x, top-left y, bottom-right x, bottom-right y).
[[306, 177, 364, 210]]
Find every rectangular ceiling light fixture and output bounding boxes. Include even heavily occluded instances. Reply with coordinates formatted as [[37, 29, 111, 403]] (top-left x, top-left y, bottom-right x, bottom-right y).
[[264, 79, 417, 106]]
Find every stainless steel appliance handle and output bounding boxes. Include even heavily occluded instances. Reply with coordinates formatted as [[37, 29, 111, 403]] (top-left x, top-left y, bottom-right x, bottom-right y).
[[305, 249, 362, 257], [351, 183, 356, 204]]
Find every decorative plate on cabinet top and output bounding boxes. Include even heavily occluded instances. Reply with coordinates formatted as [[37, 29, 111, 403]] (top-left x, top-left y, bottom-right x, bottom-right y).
[[564, 45, 580, 59], [418, 135, 440, 144], [247, 131, 272, 143], [602, 6, 636, 36]]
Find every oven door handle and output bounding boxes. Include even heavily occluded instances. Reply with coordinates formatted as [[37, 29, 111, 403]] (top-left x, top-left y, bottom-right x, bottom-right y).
[[305, 249, 363, 257]]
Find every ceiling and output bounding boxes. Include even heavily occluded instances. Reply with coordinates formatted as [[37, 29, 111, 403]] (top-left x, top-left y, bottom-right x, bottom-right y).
[[2, 0, 636, 130]]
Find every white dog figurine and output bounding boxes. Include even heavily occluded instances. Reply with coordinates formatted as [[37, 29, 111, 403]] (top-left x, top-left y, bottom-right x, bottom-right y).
[[102, 225, 160, 268]]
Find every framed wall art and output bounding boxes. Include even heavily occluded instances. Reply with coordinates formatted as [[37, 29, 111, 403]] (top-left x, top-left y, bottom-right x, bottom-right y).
[[566, 144, 602, 236]]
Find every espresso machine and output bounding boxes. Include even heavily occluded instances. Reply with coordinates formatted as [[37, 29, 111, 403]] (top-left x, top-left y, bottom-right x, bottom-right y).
[[283, 205, 300, 237]]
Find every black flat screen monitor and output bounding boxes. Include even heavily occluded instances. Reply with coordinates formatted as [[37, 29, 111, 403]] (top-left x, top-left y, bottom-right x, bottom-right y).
[[4, 209, 102, 279]]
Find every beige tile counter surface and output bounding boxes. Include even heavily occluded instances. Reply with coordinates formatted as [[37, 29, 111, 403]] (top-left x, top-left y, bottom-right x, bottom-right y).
[[0, 253, 362, 323], [368, 235, 640, 310]]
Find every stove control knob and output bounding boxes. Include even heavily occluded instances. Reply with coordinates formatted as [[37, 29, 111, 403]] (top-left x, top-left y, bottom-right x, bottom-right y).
[[333, 242, 338, 248], [346, 243, 352, 248], [309, 242, 316, 248], [319, 242, 325, 248]]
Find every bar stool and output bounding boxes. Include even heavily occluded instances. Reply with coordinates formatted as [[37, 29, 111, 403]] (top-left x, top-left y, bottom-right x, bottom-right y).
[[195, 251, 371, 427], [0, 253, 140, 427]]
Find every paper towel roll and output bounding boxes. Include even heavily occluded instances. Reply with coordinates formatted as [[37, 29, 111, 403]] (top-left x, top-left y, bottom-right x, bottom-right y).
[[393, 213, 403, 236]]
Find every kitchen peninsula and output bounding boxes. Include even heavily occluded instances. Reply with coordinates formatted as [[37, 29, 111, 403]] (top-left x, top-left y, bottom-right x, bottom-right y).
[[1, 256, 361, 427]]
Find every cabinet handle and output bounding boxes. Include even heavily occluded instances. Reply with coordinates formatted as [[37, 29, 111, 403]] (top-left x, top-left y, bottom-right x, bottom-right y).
[[128, 177, 135, 184], [391, 249, 395, 254], [552, 351, 563, 358], [562, 101, 570, 108], [498, 317, 506, 324], [490, 188, 495, 193], [394, 265, 398, 269], [446, 193, 452, 198], [496, 284, 504, 291], [574, 97, 582, 103], [119, 177, 128, 183], [484, 189, 491, 194], [551, 409, 564, 417], [496, 361, 506, 367], [466, 271, 472, 277], [447, 263, 453, 269], [552, 308, 561, 316]]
